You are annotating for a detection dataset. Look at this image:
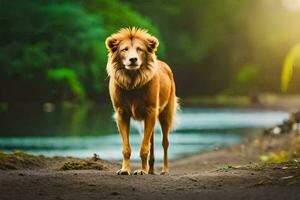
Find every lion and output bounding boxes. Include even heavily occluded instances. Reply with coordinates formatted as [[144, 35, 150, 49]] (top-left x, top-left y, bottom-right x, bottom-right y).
[[105, 27, 178, 175]]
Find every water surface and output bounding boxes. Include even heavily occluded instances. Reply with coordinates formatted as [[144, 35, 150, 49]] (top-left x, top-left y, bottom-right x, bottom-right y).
[[0, 104, 289, 161]]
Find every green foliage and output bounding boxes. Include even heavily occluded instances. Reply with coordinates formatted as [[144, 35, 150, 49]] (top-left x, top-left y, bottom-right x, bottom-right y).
[[235, 65, 259, 89], [0, 1, 106, 99], [48, 68, 85, 100], [227, 64, 260, 94], [0, 0, 163, 101], [281, 43, 300, 92]]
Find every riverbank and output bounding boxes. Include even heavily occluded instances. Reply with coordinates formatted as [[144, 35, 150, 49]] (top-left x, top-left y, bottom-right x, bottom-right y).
[[1, 130, 300, 199], [183, 94, 300, 112]]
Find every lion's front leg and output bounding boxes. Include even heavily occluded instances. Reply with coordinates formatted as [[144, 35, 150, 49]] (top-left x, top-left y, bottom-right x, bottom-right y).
[[116, 109, 131, 175], [134, 109, 156, 175]]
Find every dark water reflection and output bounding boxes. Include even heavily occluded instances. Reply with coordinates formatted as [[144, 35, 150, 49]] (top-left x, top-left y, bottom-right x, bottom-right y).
[[0, 103, 117, 136]]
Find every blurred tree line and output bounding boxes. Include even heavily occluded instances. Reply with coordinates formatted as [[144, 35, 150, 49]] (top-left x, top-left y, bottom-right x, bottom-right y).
[[1, 0, 300, 103], [0, 0, 161, 102], [126, 0, 300, 95]]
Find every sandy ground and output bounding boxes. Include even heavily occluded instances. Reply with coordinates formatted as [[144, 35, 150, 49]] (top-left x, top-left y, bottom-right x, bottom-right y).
[[1, 133, 300, 200], [1, 97, 300, 200]]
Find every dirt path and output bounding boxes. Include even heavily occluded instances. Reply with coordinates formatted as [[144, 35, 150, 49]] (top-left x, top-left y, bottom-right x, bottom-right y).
[[1, 134, 300, 200], [1, 168, 299, 200]]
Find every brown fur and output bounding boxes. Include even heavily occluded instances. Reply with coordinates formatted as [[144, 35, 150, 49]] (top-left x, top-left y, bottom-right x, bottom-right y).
[[105, 27, 178, 175]]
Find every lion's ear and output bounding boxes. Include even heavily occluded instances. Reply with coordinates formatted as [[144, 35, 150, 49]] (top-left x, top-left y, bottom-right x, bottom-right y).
[[105, 37, 119, 53], [146, 36, 159, 53]]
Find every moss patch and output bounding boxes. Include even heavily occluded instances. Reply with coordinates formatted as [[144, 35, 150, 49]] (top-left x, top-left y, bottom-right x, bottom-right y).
[[60, 154, 108, 171], [0, 151, 46, 170], [259, 134, 300, 163]]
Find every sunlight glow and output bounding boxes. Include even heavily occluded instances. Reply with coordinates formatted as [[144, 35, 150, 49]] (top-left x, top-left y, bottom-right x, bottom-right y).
[[282, 0, 300, 11]]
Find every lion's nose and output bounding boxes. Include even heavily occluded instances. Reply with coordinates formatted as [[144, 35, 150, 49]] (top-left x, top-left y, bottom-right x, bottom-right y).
[[129, 57, 137, 63]]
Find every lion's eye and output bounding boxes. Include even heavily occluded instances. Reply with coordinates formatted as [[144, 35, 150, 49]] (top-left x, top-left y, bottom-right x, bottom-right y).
[[122, 47, 128, 52], [137, 47, 143, 52]]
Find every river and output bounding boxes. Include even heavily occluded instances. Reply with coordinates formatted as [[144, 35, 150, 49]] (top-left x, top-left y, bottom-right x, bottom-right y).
[[0, 104, 289, 161]]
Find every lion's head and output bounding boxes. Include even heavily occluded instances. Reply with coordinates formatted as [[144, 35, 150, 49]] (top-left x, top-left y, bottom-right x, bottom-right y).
[[105, 27, 159, 90]]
